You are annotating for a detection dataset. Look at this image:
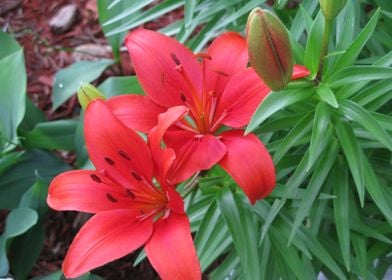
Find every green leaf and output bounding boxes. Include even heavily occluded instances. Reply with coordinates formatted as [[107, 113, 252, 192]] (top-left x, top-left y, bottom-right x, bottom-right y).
[[0, 150, 70, 209], [307, 101, 332, 170], [304, 11, 324, 77], [289, 140, 338, 243], [21, 120, 78, 151], [0, 31, 26, 151], [0, 208, 38, 276], [316, 84, 338, 108], [246, 87, 314, 133], [334, 118, 365, 206], [331, 8, 381, 72], [52, 59, 114, 110], [217, 189, 260, 280], [353, 79, 392, 107], [98, 76, 143, 97], [329, 66, 392, 87], [18, 97, 46, 132], [339, 100, 392, 151], [273, 113, 313, 163], [332, 157, 351, 271], [352, 234, 367, 278]]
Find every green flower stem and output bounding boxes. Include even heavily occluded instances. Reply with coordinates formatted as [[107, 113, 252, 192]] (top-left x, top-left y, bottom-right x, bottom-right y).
[[317, 18, 333, 80]]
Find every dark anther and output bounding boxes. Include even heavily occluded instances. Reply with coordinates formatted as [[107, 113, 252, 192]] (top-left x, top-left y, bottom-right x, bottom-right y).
[[170, 53, 181, 66], [125, 188, 136, 199], [90, 174, 102, 183], [213, 70, 229, 77], [180, 92, 187, 102], [104, 157, 115, 166], [131, 171, 143, 181], [106, 193, 118, 203], [118, 150, 131, 160]]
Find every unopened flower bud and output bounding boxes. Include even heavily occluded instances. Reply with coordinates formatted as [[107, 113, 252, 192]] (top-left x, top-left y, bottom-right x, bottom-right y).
[[77, 83, 105, 109], [246, 8, 293, 91], [319, 0, 347, 20]]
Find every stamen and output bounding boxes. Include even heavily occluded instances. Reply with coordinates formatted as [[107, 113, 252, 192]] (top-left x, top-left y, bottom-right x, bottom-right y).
[[170, 53, 181, 65], [90, 174, 102, 183], [104, 157, 115, 166], [106, 193, 118, 203], [125, 188, 136, 199], [131, 170, 143, 181], [118, 150, 131, 160], [213, 69, 229, 77], [194, 53, 212, 61], [175, 65, 184, 73], [210, 109, 228, 133], [180, 92, 187, 102]]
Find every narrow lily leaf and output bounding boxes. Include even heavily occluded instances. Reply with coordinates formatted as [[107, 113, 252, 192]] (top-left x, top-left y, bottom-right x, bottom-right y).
[[362, 153, 392, 222], [339, 100, 392, 151], [329, 66, 392, 87], [290, 0, 319, 40], [246, 87, 314, 133], [332, 157, 351, 271], [0, 207, 38, 276], [217, 189, 260, 280], [273, 113, 313, 163], [316, 84, 338, 108], [52, 59, 114, 110], [352, 234, 367, 278], [307, 101, 332, 170], [184, 0, 197, 28], [353, 79, 392, 107], [304, 11, 323, 77], [334, 119, 365, 206], [209, 251, 240, 280], [289, 140, 338, 244], [332, 8, 381, 72]]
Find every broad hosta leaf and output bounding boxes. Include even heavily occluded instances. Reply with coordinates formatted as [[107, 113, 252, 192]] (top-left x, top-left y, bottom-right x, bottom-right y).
[[339, 100, 392, 151], [332, 157, 351, 271], [98, 76, 143, 97], [52, 59, 114, 110], [0, 208, 38, 276], [334, 119, 365, 206], [21, 120, 78, 151], [0, 31, 26, 151], [246, 87, 314, 133], [217, 189, 260, 280], [316, 84, 338, 108], [0, 150, 70, 209]]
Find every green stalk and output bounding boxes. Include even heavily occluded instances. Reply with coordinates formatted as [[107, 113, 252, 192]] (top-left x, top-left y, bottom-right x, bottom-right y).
[[317, 18, 333, 80]]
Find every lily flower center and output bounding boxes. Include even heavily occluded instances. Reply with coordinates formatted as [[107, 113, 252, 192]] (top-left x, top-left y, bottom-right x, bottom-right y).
[[170, 53, 227, 134]]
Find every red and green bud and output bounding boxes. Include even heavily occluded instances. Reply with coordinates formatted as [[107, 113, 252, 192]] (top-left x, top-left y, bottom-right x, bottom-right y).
[[319, 0, 347, 20], [77, 83, 105, 109], [246, 8, 293, 91]]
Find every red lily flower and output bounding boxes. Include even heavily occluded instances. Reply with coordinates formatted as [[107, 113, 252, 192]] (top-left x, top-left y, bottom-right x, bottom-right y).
[[47, 100, 201, 279], [107, 29, 309, 203]]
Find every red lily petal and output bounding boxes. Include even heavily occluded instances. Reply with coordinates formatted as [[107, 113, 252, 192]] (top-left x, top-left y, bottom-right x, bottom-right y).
[[164, 130, 226, 183], [125, 29, 202, 107], [216, 68, 270, 128], [292, 64, 310, 80], [63, 210, 153, 278], [148, 106, 188, 181], [145, 213, 201, 280], [48, 170, 136, 213], [106, 95, 166, 133], [85, 100, 153, 189], [218, 130, 275, 204], [205, 32, 248, 95]]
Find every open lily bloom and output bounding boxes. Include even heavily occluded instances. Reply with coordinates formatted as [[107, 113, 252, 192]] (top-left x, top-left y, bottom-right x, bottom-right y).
[[47, 100, 201, 280], [107, 29, 310, 203]]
